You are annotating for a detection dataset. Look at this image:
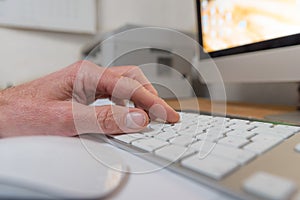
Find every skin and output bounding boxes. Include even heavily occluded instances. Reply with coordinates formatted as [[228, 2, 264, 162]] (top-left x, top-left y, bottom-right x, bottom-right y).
[[0, 61, 180, 138]]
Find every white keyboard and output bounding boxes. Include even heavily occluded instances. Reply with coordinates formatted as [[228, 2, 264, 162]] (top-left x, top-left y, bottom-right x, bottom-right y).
[[109, 112, 300, 200]]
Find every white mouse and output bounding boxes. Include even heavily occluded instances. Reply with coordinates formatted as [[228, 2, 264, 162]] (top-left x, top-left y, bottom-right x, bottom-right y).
[[0, 135, 127, 199]]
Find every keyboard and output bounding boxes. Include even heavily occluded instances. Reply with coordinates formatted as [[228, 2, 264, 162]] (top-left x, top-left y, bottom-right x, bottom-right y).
[[109, 112, 300, 200]]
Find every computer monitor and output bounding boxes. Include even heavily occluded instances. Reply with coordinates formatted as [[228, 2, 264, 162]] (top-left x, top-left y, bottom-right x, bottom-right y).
[[196, 0, 300, 83]]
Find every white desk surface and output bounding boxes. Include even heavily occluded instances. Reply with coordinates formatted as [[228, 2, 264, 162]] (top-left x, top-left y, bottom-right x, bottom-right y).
[[106, 143, 236, 200]]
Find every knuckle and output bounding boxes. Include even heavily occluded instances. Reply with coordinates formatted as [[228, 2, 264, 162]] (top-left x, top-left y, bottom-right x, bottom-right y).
[[124, 66, 143, 78], [131, 66, 143, 75], [114, 77, 141, 97], [71, 60, 100, 75], [97, 107, 120, 133], [74, 60, 96, 68], [131, 65, 141, 71]]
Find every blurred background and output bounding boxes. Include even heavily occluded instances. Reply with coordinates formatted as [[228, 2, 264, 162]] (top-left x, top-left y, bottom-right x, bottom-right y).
[[0, 0, 298, 106], [0, 0, 195, 87]]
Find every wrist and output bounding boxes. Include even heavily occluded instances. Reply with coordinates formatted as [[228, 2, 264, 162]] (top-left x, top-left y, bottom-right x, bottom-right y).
[[0, 89, 8, 107], [0, 85, 14, 103], [0, 92, 3, 137], [0, 89, 9, 136]]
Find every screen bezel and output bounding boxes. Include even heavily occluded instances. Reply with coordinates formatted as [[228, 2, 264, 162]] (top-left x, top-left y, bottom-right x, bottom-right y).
[[196, 0, 300, 59]]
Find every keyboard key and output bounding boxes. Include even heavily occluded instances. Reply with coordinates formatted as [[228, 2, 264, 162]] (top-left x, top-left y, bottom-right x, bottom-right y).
[[155, 145, 196, 162], [181, 154, 239, 180], [251, 127, 295, 139], [180, 112, 200, 118], [249, 121, 273, 128], [155, 132, 178, 141], [218, 136, 249, 148], [209, 121, 230, 127], [190, 140, 216, 152], [230, 119, 250, 125], [141, 127, 162, 137], [197, 121, 211, 127], [163, 126, 181, 133], [243, 172, 296, 200], [206, 127, 232, 134], [129, 133, 148, 139], [197, 132, 224, 142], [211, 116, 230, 121], [169, 135, 197, 146], [251, 134, 284, 143], [112, 134, 145, 144], [243, 140, 281, 155], [274, 125, 300, 133], [190, 141, 255, 165], [229, 124, 256, 131], [178, 128, 205, 137], [173, 121, 196, 129], [132, 138, 169, 152], [198, 114, 213, 120], [210, 145, 256, 165], [226, 130, 255, 139]]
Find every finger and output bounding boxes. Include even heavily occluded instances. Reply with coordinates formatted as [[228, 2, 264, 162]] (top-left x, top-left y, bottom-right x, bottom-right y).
[[70, 62, 158, 104], [72, 103, 149, 134], [98, 70, 180, 123], [96, 105, 149, 134], [109, 66, 158, 96], [69, 61, 179, 123], [109, 96, 125, 106]]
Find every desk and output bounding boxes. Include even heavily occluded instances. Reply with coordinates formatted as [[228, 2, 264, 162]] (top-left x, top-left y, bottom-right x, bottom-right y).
[[166, 98, 297, 120], [112, 98, 298, 200]]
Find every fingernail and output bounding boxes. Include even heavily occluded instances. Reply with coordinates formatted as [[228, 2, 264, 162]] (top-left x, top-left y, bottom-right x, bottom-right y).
[[126, 112, 147, 130]]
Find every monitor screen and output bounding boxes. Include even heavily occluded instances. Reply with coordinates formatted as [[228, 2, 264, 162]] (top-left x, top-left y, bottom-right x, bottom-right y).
[[197, 0, 300, 58]]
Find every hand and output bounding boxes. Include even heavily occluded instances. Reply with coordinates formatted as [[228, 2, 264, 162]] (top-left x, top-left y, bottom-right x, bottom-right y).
[[0, 61, 179, 138]]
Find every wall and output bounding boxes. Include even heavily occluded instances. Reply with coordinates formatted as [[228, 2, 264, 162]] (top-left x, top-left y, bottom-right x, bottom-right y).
[[98, 0, 196, 33], [0, 0, 196, 89], [0, 28, 93, 88]]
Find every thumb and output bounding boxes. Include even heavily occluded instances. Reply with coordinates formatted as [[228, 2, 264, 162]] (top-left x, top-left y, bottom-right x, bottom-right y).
[[95, 105, 149, 134]]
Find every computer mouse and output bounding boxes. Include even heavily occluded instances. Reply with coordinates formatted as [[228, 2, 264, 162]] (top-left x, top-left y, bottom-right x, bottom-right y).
[[0, 135, 127, 199]]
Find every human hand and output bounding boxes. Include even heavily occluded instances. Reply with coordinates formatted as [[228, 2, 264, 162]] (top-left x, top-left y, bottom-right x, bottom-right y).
[[0, 61, 179, 138]]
